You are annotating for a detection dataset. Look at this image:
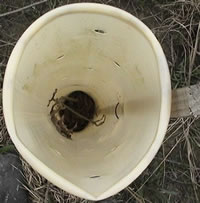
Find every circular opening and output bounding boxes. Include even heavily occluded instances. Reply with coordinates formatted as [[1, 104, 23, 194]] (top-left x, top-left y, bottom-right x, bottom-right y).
[[63, 91, 96, 132], [50, 90, 96, 136]]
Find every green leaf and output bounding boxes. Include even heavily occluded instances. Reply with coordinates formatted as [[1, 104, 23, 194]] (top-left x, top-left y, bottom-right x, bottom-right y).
[[0, 145, 16, 154]]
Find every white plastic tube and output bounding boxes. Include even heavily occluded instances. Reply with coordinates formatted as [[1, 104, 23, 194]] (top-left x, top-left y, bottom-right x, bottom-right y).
[[3, 3, 171, 201]]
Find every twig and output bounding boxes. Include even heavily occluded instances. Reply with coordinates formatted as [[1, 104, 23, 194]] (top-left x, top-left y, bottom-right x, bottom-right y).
[[93, 114, 106, 126], [48, 89, 77, 107], [44, 182, 50, 203], [126, 187, 146, 203], [20, 181, 42, 201], [188, 22, 200, 85], [64, 104, 106, 127], [0, 0, 48, 18], [136, 134, 184, 193], [115, 102, 119, 119], [47, 89, 58, 107]]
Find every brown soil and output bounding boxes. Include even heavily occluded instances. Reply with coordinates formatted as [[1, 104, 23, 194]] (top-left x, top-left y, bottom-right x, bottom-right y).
[[60, 91, 96, 132]]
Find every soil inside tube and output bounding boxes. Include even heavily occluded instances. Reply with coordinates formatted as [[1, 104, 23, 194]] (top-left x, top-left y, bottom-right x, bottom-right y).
[[60, 91, 96, 132]]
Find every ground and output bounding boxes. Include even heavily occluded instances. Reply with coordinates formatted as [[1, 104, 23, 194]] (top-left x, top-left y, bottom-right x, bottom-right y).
[[0, 0, 200, 202]]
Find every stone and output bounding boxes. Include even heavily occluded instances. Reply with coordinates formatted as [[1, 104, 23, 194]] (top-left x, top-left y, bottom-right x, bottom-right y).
[[0, 153, 29, 203]]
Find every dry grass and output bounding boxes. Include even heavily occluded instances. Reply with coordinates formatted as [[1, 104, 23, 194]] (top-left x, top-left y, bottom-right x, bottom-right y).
[[0, 0, 200, 202], [21, 159, 87, 203]]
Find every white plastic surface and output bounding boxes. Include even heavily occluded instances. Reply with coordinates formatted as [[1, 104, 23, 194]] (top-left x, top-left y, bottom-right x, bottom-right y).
[[3, 3, 171, 201]]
